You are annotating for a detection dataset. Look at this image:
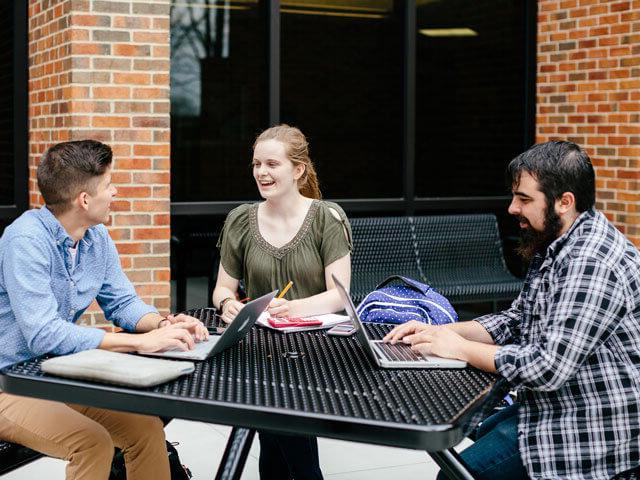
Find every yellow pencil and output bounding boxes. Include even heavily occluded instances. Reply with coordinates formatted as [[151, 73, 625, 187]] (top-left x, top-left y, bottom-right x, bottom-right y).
[[277, 281, 293, 299]]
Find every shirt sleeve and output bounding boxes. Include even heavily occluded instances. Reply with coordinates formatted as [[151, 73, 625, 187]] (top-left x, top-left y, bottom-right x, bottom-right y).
[[494, 257, 628, 391], [319, 202, 353, 266], [476, 293, 523, 345], [95, 227, 157, 331], [216, 205, 251, 280], [2, 235, 105, 356]]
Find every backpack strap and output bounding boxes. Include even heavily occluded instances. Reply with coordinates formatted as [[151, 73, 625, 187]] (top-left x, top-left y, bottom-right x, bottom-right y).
[[374, 275, 431, 295]]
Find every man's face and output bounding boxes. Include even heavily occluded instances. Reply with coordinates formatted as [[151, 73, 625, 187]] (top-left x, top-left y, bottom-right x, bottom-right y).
[[508, 171, 562, 260], [84, 168, 117, 225]]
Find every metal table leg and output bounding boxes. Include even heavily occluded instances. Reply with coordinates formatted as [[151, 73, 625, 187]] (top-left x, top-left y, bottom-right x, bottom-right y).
[[428, 448, 476, 480], [215, 427, 256, 480]]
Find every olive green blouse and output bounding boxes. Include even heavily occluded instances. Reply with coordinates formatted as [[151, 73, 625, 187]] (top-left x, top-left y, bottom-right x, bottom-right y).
[[217, 200, 352, 301]]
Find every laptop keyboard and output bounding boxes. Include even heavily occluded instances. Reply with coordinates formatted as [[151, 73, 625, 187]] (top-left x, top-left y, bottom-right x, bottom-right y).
[[372, 341, 427, 362]]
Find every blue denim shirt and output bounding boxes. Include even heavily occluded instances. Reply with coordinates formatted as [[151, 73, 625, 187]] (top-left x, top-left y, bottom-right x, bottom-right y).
[[0, 207, 157, 369]]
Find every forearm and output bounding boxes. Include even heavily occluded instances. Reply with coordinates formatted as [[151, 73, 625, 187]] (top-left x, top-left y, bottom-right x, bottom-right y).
[[98, 331, 143, 352], [288, 288, 344, 318], [213, 286, 237, 310], [446, 320, 495, 344], [459, 340, 499, 372], [135, 312, 166, 332]]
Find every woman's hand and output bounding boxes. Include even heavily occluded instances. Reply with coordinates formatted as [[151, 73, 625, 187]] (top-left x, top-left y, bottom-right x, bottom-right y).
[[220, 300, 244, 324], [267, 298, 290, 318]]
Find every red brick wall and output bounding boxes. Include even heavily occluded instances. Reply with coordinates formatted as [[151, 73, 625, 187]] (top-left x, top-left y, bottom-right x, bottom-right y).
[[536, 0, 640, 247], [28, 0, 171, 322]]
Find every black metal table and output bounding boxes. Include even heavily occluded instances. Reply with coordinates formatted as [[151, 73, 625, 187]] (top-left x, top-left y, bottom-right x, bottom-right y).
[[0, 309, 507, 480]]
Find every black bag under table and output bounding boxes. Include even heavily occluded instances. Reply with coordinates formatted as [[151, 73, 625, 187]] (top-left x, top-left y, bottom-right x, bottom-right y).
[[0, 309, 507, 480]]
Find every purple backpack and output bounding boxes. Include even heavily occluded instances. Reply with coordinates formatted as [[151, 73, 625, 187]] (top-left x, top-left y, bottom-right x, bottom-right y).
[[356, 276, 458, 325]]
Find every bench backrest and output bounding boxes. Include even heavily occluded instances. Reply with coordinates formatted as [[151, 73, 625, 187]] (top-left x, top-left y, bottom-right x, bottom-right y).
[[350, 216, 421, 276], [412, 214, 511, 286]]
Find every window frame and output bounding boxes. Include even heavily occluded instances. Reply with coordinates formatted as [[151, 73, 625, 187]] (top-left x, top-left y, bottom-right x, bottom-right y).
[[0, 0, 28, 220], [170, 0, 537, 217]]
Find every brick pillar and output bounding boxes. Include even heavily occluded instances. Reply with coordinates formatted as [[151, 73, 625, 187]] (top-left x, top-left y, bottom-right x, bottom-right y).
[[536, 0, 640, 247], [29, 0, 171, 322]]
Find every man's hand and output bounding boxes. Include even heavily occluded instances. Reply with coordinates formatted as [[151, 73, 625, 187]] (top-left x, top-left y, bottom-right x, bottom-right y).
[[136, 322, 198, 353], [407, 327, 469, 360], [162, 314, 208, 341], [267, 298, 290, 318], [383, 320, 435, 344]]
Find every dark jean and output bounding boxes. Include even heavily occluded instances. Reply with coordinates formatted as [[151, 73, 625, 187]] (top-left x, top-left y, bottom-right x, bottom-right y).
[[258, 431, 323, 480], [437, 403, 529, 480]]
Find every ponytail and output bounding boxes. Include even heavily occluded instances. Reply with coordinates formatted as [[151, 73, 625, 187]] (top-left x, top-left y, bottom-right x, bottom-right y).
[[299, 160, 322, 200]]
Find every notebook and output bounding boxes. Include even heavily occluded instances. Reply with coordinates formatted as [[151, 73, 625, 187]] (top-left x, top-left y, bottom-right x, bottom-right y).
[[142, 290, 277, 361], [333, 276, 466, 369]]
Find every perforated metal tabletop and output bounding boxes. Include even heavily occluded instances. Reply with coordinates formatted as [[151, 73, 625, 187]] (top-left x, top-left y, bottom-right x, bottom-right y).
[[0, 309, 504, 451], [0, 309, 507, 479]]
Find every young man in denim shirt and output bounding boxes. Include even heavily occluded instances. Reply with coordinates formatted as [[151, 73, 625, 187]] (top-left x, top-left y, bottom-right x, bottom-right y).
[[0, 140, 208, 480], [386, 141, 640, 479]]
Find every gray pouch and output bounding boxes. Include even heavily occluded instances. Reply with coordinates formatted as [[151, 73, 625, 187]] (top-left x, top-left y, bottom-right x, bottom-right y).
[[41, 349, 195, 388]]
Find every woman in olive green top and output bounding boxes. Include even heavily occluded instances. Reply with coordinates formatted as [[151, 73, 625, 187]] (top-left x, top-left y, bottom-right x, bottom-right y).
[[212, 124, 352, 480]]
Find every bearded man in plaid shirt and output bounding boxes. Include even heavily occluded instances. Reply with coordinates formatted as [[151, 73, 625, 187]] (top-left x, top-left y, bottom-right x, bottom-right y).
[[385, 141, 640, 479]]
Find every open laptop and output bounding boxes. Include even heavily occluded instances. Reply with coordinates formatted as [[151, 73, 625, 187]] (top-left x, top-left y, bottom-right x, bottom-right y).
[[143, 290, 277, 361], [333, 276, 466, 369]]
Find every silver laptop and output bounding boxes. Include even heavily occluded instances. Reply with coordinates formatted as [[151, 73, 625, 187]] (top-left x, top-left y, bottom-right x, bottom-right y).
[[333, 276, 466, 369], [143, 290, 277, 361]]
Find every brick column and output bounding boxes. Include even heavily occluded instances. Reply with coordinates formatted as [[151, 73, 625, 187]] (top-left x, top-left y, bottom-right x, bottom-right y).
[[29, 0, 171, 322], [536, 0, 640, 247]]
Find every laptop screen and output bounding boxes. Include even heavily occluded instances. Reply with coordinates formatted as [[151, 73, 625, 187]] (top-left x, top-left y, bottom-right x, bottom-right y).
[[332, 276, 382, 362]]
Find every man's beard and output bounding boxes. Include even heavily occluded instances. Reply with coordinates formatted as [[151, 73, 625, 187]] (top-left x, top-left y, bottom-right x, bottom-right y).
[[516, 204, 563, 261]]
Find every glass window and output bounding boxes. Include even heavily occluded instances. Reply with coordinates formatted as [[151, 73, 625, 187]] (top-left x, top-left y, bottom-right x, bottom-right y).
[[170, 0, 267, 202], [0, 0, 14, 205], [281, 0, 403, 199], [415, 0, 527, 198]]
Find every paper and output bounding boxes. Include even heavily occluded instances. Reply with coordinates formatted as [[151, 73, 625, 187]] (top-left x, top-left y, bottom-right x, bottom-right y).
[[256, 312, 349, 333]]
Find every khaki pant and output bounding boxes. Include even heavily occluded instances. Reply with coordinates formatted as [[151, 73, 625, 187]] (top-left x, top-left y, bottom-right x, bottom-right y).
[[0, 393, 170, 480]]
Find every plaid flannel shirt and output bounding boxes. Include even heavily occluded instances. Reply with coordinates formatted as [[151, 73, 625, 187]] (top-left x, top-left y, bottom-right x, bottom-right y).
[[477, 209, 640, 479]]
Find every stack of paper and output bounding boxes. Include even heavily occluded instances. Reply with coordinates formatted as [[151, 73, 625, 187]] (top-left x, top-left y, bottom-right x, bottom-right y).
[[256, 312, 349, 333]]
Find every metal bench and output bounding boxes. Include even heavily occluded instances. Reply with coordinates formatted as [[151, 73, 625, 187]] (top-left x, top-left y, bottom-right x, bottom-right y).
[[0, 441, 42, 475], [0, 420, 175, 477], [351, 214, 523, 310], [349, 216, 422, 305]]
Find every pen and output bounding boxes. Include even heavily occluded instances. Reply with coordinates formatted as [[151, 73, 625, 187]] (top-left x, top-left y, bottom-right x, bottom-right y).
[[277, 281, 293, 299]]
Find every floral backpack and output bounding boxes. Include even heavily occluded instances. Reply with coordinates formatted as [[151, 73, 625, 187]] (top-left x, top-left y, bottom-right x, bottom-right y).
[[356, 275, 457, 325]]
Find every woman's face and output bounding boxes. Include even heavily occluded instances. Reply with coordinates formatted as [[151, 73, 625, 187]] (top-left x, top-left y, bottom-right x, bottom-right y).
[[252, 139, 304, 199]]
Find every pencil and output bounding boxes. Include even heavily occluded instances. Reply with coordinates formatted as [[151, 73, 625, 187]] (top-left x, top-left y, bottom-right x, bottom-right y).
[[277, 281, 293, 299]]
